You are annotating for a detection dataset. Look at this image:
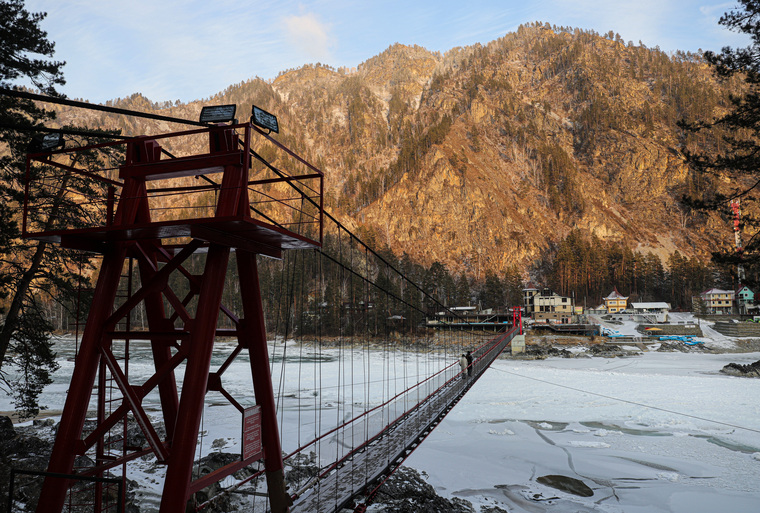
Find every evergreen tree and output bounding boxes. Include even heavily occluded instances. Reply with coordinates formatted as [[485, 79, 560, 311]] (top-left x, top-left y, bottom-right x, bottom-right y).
[[0, 1, 115, 418], [454, 272, 471, 306], [0, 0, 66, 418], [479, 271, 504, 311], [423, 261, 453, 308], [680, 1, 760, 281], [639, 252, 666, 301], [502, 265, 524, 307]]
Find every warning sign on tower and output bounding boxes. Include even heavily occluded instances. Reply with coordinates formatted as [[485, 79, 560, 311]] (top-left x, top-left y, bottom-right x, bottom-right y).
[[242, 405, 263, 462]]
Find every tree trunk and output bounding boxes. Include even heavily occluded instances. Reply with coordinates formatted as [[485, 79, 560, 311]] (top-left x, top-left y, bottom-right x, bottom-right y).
[[0, 240, 48, 370], [0, 166, 75, 370]]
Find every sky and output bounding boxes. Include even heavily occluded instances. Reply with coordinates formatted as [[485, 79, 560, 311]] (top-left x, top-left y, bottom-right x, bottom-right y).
[[19, 1, 754, 105]]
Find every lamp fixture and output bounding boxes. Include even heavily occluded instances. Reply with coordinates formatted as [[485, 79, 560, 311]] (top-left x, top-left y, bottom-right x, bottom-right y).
[[251, 105, 279, 133], [199, 104, 237, 124]]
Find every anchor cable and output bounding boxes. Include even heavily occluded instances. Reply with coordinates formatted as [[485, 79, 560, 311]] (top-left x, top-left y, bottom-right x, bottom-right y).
[[493, 366, 760, 434]]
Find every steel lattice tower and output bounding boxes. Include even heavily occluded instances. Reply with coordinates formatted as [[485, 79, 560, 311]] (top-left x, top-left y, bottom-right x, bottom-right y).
[[24, 120, 323, 513]]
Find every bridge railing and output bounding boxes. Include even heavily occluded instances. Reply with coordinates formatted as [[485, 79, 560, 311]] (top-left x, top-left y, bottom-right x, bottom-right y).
[[22, 123, 323, 246]]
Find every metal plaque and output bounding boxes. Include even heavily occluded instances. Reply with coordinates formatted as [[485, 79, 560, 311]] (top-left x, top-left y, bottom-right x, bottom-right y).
[[242, 405, 263, 461]]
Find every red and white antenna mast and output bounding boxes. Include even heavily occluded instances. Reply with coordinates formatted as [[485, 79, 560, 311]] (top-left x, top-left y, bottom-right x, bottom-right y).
[[731, 199, 745, 283]]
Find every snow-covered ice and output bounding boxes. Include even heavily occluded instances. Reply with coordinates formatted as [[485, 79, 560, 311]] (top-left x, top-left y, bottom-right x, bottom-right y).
[[404, 350, 760, 513], [3, 326, 760, 512]]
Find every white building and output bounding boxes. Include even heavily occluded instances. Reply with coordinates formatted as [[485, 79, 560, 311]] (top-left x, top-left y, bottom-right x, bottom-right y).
[[523, 287, 573, 323], [630, 302, 670, 323]]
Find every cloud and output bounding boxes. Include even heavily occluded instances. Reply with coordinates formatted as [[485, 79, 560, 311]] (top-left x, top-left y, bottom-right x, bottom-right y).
[[283, 12, 334, 62], [23, 0, 754, 103], [699, 2, 735, 19]]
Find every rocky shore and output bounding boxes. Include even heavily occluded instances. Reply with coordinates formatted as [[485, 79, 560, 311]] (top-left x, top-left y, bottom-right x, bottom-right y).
[[0, 414, 475, 513], [510, 338, 717, 360], [0, 418, 594, 513]]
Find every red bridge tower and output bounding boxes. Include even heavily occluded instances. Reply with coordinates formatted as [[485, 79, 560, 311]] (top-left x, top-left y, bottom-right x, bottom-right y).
[[23, 113, 323, 513]]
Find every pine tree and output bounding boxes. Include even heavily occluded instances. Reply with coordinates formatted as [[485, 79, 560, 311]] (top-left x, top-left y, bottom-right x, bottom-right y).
[[680, 1, 760, 280], [503, 265, 524, 307], [0, 0, 67, 418], [0, 1, 116, 418], [454, 272, 471, 306], [479, 271, 504, 311]]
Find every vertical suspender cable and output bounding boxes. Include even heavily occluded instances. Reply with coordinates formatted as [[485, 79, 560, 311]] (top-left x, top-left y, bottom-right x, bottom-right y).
[[74, 252, 84, 358], [314, 246, 322, 485], [271, 258, 286, 376], [314, 249, 323, 506]]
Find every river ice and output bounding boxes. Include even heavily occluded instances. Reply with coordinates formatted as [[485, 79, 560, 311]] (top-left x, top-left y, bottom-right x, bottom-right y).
[[403, 350, 760, 513], [2, 319, 759, 512]]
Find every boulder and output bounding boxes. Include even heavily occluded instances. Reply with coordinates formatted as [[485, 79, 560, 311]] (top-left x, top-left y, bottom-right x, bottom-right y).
[[536, 474, 594, 497], [370, 466, 474, 512], [720, 360, 760, 378]]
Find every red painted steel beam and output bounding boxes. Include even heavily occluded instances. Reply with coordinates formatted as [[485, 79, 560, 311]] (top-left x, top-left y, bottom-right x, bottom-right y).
[[101, 347, 169, 461], [36, 244, 128, 512], [237, 250, 291, 513], [159, 244, 231, 512], [104, 241, 201, 330], [160, 138, 248, 511], [136, 243, 181, 441], [120, 151, 241, 181], [82, 348, 187, 452]]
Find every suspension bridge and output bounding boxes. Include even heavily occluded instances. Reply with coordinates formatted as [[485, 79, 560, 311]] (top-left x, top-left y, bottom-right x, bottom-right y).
[[6, 93, 521, 513]]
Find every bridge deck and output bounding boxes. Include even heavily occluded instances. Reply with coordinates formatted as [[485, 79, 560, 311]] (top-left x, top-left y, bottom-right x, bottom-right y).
[[289, 329, 516, 513], [28, 216, 318, 258]]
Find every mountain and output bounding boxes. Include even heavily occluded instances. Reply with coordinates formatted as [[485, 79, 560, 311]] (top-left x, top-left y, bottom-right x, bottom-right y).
[[46, 23, 742, 281]]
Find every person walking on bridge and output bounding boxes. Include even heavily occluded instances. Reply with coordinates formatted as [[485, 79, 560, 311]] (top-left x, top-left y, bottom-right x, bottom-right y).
[[466, 351, 473, 377], [459, 354, 468, 379]]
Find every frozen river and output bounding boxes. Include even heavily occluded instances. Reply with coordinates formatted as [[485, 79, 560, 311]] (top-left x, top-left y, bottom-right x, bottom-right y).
[[3, 335, 760, 512], [403, 350, 760, 513]]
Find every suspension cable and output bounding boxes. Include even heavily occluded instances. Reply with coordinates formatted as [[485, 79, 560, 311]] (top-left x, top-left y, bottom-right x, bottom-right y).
[[0, 122, 131, 140], [0, 88, 208, 127]]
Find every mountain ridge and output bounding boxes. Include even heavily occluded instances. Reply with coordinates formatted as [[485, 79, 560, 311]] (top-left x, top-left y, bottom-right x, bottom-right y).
[[45, 22, 742, 281]]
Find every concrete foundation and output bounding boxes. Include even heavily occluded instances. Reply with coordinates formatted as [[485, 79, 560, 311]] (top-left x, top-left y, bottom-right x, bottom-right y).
[[511, 334, 526, 354]]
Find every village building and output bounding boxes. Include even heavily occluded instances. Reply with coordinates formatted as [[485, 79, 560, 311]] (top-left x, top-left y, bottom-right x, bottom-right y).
[[427, 305, 512, 330], [629, 302, 670, 323], [697, 288, 736, 315], [603, 288, 628, 313], [736, 286, 755, 314], [522, 285, 539, 316], [523, 287, 573, 323]]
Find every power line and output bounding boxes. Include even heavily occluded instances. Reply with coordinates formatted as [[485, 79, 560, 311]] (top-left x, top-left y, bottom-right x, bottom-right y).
[[492, 365, 760, 434]]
